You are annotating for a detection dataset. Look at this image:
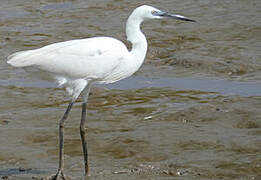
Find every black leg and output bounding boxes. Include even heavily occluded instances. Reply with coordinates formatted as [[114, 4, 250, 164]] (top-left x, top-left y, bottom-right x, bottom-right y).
[[80, 87, 91, 176], [47, 101, 74, 180], [80, 102, 89, 176], [58, 101, 74, 173]]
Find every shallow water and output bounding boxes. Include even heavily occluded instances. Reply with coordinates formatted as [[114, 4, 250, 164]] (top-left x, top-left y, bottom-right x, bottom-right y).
[[0, 0, 261, 179]]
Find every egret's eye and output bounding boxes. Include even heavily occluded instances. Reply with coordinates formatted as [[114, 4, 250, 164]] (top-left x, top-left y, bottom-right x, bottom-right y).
[[151, 10, 157, 15]]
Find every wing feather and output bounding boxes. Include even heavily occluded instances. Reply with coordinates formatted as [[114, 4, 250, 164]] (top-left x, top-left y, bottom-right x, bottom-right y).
[[7, 37, 129, 80]]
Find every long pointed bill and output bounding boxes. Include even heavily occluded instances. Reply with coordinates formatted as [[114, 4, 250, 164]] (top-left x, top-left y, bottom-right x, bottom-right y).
[[166, 13, 196, 22], [153, 11, 196, 22]]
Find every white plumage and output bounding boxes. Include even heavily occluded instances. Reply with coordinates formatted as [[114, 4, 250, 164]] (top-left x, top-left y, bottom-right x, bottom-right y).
[[7, 37, 134, 100], [7, 5, 195, 179]]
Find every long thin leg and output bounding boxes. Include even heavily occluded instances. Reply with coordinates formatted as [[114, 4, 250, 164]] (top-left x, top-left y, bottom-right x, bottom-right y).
[[80, 88, 91, 176], [47, 101, 74, 180], [58, 101, 74, 173], [80, 102, 89, 176]]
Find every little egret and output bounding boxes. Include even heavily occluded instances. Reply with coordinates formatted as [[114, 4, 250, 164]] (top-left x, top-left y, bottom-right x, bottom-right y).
[[7, 5, 195, 179]]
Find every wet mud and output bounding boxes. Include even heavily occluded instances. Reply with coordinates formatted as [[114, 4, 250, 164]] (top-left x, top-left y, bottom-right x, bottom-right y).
[[0, 0, 260, 180]]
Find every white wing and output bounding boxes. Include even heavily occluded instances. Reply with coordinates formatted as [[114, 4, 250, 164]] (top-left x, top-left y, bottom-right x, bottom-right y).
[[7, 37, 130, 81]]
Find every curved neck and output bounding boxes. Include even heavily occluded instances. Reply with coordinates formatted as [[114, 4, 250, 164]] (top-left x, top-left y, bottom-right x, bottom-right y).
[[126, 14, 148, 67]]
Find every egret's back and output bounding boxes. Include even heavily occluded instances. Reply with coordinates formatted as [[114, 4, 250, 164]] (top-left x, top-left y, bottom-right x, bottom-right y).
[[7, 37, 130, 80]]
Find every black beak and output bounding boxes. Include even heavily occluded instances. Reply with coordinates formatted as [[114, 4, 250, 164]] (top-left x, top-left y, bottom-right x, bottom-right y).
[[153, 11, 196, 22]]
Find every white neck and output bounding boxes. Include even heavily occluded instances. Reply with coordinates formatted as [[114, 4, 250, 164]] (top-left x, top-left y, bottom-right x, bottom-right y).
[[126, 14, 148, 68]]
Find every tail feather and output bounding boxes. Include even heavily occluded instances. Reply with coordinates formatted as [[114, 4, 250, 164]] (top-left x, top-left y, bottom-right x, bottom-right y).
[[7, 50, 36, 67]]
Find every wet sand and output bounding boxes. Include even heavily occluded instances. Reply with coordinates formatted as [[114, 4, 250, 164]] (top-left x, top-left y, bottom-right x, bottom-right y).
[[0, 0, 261, 179]]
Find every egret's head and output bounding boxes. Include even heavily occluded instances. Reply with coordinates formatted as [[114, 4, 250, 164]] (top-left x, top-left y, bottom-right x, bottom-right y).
[[133, 5, 196, 22]]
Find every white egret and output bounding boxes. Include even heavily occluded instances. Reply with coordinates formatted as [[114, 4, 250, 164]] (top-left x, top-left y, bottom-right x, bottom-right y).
[[7, 5, 195, 179]]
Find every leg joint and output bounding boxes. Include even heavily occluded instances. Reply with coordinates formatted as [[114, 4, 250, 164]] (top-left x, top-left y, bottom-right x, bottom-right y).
[[80, 125, 86, 133], [59, 124, 65, 129]]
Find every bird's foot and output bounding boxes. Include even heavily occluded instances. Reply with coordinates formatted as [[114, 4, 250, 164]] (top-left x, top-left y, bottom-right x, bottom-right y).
[[32, 171, 69, 180], [47, 171, 68, 180]]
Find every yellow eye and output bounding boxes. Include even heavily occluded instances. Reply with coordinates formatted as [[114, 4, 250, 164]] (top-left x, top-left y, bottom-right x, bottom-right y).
[[151, 10, 157, 15]]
